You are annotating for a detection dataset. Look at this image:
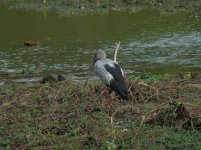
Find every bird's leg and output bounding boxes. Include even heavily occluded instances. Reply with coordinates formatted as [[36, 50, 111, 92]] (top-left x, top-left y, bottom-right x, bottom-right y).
[[109, 93, 113, 117], [107, 86, 113, 95], [107, 87, 113, 116]]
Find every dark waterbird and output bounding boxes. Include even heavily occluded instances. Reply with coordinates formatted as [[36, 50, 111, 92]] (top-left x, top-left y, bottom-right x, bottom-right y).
[[93, 50, 128, 100]]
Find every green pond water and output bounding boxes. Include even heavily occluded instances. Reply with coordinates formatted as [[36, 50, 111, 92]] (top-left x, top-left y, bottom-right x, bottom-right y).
[[0, 5, 201, 79]]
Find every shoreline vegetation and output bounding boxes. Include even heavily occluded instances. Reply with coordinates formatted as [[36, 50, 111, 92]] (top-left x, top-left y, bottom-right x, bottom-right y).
[[1, 72, 201, 149], [1, 0, 201, 17]]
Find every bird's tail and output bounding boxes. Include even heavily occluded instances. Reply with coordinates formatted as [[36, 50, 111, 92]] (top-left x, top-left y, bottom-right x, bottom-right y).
[[110, 79, 128, 100]]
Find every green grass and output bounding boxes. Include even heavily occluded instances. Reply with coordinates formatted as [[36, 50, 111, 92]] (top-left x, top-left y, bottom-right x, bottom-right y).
[[129, 72, 201, 82], [1, 0, 201, 17], [129, 72, 171, 82], [0, 73, 201, 149]]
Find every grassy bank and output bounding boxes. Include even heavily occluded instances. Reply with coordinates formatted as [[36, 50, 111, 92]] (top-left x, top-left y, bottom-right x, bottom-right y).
[[0, 73, 201, 149], [1, 0, 201, 16]]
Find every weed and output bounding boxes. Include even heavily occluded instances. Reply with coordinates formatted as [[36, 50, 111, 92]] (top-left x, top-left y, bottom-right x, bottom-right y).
[[184, 72, 192, 80], [0, 74, 201, 149], [102, 139, 117, 150], [0, 138, 11, 148], [42, 82, 52, 90], [29, 92, 41, 102], [2, 0, 201, 17], [129, 72, 172, 82]]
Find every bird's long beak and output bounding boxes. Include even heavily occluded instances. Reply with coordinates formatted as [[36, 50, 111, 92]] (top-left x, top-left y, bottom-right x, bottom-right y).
[[93, 57, 96, 63], [88, 59, 95, 77], [92, 59, 95, 70]]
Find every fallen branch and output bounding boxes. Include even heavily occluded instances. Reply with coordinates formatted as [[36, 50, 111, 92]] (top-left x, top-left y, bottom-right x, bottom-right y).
[[114, 41, 121, 62]]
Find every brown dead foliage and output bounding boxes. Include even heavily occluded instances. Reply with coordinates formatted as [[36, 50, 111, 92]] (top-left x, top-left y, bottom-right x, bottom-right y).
[[0, 76, 201, 148], [91, 78, 201, 130], [144, 102, 201, 130]]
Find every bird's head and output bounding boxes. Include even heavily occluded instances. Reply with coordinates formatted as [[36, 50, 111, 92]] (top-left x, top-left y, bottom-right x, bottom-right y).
[[93, 50, 106, 63]]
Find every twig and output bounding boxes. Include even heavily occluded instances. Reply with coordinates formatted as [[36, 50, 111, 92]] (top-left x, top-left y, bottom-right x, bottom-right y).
[[138, 81, 151, 87], [87, 61, 94, 80], [190, 115, 195, 130], [110, 110, 118, 139], [140, 116, 146, 126], [114, 41, 121, 62], [4, 63, 8, 75]]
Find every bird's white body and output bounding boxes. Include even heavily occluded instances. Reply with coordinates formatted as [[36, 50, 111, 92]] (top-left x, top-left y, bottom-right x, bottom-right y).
[[95, 59, 114, 85]]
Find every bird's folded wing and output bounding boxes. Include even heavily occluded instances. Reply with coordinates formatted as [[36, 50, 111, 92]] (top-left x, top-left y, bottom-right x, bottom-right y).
[[104, 62, 124, 81]]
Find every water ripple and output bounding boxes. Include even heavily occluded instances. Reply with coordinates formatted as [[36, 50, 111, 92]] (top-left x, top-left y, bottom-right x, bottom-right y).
[[121, 32, 201, 73]]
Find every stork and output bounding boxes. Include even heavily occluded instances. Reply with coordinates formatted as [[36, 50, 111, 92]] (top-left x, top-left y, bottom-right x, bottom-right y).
[[93, 50, 128, 100]]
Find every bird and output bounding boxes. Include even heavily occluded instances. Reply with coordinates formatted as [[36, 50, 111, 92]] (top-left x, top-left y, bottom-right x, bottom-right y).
[[93, 50, 128, 100]]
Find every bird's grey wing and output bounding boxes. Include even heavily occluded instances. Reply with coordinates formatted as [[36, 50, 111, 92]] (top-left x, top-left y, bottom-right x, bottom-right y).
[[94, 61, 113, 85], [104, 62, 124, 81], [104, 62, 128, 100]]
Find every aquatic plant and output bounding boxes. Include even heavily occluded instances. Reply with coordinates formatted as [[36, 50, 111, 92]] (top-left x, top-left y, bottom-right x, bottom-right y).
[[1, 0, 200, 17]]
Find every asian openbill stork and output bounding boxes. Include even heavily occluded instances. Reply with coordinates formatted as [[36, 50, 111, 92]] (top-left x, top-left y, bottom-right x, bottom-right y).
[[93, 50, 128, 100]]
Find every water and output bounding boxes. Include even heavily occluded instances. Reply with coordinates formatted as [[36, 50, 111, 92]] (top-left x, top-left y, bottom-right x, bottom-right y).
[[0, 5, 201, 79]]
